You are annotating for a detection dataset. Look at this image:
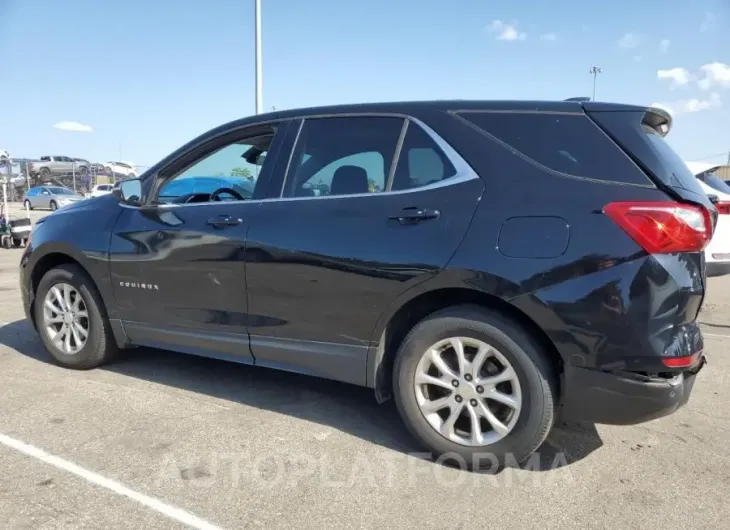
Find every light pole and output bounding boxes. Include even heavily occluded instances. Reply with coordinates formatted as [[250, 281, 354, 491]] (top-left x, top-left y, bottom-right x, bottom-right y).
[[255, 0, 263, 114], [589, 66, 602, 101]]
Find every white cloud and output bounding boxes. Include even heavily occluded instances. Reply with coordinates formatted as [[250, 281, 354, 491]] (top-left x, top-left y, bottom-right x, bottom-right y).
[[651, 92, 721, 116], [700, 12, 716, 32], [697, 62, 730, 90], [52, 121, 93, 133], [659, 39, 671, 53], [540, 33, 557, 42], [617, 32, 641, 50], [657, 67, 693, 88], [487, 20, 526, 41]]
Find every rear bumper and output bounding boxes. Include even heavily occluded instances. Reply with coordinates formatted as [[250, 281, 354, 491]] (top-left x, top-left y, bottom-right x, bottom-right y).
[[559, 356, 706, 425]]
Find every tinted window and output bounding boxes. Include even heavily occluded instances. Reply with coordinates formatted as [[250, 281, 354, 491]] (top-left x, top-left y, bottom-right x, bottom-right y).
[[458, 111, 638, 181], [390, 122, 457, 191], [283, 117, 403, 198], [27, 188, 37, 196]]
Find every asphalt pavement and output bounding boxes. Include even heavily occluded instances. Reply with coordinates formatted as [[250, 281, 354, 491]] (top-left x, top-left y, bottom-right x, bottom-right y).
[[1, 203, 728, 529]]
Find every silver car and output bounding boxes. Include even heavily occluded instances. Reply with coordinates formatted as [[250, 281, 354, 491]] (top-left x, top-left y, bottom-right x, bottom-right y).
[[22, 186, 85, 211]]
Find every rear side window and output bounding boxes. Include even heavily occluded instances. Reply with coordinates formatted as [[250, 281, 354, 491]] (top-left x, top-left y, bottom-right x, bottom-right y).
[[390, 122, 457, 191], [458, 111, 640, 182], [283, 116, 403, 198]]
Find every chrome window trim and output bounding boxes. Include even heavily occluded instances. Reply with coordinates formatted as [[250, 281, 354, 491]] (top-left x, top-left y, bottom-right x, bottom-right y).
[[122, 114, 479, 210]]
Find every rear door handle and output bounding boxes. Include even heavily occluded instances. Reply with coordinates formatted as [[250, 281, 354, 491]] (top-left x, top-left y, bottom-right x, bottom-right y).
[[388, 207, 440, 224], [207, 215, 242, 228]]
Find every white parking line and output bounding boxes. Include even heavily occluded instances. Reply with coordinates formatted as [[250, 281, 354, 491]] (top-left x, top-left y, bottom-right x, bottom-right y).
[[702, 332, 730, 339], [0, 433, 225, 530]]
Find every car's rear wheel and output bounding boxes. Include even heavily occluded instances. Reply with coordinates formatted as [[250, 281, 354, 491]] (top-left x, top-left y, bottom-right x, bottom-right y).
[[393, 305, 557, 470], [39, 168, 50, 179], [34, 264, 118, 369], [50, 200, 57, 211]]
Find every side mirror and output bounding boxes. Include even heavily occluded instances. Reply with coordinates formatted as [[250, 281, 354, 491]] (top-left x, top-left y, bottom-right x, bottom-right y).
[[116, 178, 143, 205], [708, 194, 720, 205]]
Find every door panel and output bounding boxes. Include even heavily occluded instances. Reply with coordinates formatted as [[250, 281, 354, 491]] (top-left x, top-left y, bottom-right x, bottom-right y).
[[108, 121, 290, 357], [109, 203, 250, 335], [244, 115, 485, 383], [245, 178, 484, 349]]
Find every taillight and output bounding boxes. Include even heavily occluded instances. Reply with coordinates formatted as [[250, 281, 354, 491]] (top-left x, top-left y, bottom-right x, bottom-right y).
[[603, 201, 712, 254], [715, 202, 730, 214], [662, 351, 701, 368]]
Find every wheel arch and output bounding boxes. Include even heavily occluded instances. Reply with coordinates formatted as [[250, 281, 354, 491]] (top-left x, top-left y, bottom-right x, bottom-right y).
[[367, 285, 564, 403], [27, 243, 112, 322], [26, 247, 129, 349]]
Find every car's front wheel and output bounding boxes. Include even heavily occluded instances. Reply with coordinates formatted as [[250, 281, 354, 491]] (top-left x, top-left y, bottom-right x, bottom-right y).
[[23, 199, 32, 210], [393, 305, 557, 470], [34, 264, 118, 369]]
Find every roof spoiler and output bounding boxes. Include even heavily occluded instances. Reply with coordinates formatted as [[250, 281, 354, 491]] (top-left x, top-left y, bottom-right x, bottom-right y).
[[642, 106, 673, 137], [564, 96, 592, 102]]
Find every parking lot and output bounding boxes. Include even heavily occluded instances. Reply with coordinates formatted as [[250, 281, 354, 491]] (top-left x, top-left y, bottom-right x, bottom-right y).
[[0, 204, 728, 529]]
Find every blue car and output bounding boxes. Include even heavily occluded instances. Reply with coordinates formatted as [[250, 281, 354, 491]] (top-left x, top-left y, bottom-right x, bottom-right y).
[[158, 176, 255, 203]]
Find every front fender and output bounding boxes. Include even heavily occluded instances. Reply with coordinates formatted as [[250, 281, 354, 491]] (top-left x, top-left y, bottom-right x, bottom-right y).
[[23, 196, 123, 319]]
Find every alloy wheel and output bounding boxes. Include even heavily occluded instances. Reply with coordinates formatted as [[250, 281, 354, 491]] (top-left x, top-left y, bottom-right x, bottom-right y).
[[42, 282, 89, 355], [414, 336, 522, 446]]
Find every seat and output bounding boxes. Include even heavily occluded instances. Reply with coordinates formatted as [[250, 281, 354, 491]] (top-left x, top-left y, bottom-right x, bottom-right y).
[[330, 165, 369, 195]]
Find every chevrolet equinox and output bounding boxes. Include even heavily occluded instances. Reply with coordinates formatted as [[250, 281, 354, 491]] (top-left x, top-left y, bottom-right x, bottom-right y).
[[20, 100, 711, 469]]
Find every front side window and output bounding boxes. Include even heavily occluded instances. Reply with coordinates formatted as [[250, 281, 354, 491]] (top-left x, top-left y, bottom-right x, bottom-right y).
[[282, 116, 403, 198], [156, 130, 275, 205]]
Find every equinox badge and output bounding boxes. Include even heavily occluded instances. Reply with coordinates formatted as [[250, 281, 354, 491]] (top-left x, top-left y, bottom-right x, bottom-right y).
[[119, 281, 159, 290]]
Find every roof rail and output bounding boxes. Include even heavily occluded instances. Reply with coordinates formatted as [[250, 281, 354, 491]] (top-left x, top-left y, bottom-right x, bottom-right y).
[[564, 97, 592, 102]]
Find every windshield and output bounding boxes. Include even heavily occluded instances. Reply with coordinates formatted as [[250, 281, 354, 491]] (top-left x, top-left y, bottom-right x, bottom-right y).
[[700, 171, 730, 195], [48, 187, 76, 195]]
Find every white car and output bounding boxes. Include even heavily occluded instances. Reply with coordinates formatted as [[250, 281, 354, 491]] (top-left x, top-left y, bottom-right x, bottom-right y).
[[687, 161, 730, 277], [90, 183, 114, 197], [104, 161, 136, 178]]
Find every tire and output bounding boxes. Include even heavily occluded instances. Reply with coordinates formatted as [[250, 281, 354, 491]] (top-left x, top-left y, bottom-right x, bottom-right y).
[[23, 199, 32, 210], [393, 304, 558, 471], [34, 264, 118, 369], [12, 238, 21, 248], [128, 173, 136, 179], [78, 166, 88, 176], [39, 168, 51, 179], [50, 200, 57, 211]]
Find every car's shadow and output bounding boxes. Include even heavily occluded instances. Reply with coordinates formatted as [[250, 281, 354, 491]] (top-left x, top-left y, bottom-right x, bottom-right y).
[[0, 319, 603, 473]]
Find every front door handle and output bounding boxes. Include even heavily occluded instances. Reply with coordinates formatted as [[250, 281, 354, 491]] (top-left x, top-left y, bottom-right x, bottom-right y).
[[207, 215, 242, 228], [388, 207, 440, 224]]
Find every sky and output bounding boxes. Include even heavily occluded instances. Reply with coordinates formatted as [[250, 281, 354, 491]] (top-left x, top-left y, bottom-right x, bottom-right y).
[[1, 0, 729, 169]]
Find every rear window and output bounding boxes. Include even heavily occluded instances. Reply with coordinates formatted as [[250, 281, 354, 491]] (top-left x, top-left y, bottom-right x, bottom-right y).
[[457, 111, 640, 182]]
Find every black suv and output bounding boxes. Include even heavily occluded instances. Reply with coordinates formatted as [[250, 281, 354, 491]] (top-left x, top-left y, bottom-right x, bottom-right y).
[[20, 100, 711, 469]]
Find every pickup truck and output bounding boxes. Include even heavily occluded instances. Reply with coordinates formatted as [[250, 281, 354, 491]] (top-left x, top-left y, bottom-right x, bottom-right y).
[[29, 156, 91, 179]]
